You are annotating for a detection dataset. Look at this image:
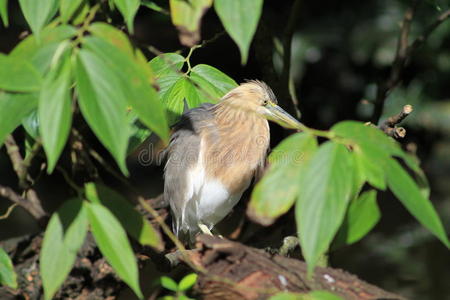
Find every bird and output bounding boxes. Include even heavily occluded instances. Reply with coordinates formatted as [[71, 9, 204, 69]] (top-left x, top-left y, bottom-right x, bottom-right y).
[[164, 80, 302, 242]]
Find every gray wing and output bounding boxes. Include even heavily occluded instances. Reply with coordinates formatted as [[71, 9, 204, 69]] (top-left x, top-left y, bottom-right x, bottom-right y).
[[163, 103, 216, 239]]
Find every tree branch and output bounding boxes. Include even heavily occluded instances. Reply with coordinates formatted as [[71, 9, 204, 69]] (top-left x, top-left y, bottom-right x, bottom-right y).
[[3, 135, 46, 223], [371, 4, 450, 124]]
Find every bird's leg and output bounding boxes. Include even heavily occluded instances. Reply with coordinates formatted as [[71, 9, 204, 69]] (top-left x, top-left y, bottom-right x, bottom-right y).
[[198, 223, 213, 235]]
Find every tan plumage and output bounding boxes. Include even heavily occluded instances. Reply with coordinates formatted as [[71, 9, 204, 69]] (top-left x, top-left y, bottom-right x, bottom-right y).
[[164, 80, 302, 241]]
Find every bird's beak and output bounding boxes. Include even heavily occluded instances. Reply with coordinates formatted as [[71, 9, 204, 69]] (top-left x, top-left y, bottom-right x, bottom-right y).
[[263, 102, 303, 130]]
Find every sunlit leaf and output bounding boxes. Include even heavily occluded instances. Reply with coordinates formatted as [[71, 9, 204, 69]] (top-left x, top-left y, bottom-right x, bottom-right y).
[[75, 49, 130, 175], [160, 276, 178, 292], [112, 0, 140, 33], [0, 247, 17, 289], [18, 0, 59, 39], [85, 182, 163, 250], [0, 92, 38, 147], [296, 142, 353, 274], [83, 36, 169, 143], [39, 49, 72, 173], [0, 54, 42, 92], [88, 22, 134, 56], [60, 0, 84, 23], [334, 190, 380, 247], [0, 0, 8, 27], [10, 25, 77, 67], [162, 76, 203, 125], [178, 273, 197, 291], [40, 199, 88, 300], [249, 133, 317, 225], [214, 0, 263, 64], [149, 53, 185, 77], [385, 159, 450, 248], [87, 202, 143, 299], [190, 64, 237, 101], [169, 0, 212, 46]]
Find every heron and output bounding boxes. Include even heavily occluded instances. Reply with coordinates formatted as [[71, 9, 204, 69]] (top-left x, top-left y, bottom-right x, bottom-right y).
[[164, 80, 302, 242]]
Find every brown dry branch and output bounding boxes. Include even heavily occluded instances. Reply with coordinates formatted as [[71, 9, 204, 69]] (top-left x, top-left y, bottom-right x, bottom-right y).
[[184, 235, 406, 300], [3, 135, 46, 222], [378, 104, 413, 138]]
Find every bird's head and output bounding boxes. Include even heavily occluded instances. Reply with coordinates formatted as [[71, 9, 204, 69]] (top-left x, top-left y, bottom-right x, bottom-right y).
[[219, 80, 303, 130]]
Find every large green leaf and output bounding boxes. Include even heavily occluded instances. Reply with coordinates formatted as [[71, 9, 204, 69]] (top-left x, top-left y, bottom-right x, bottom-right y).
[[0, 54, 42, 92], [85, 183, 162, 250], [89, 22, 134, 56], [75, 49, 130, 175], [162, 76, 203, 125], [249, 133, 318, 225], [60, 0, 84, 23], [10, 25, 77, 61], [39, 50, 73, 173], [0, 92, 38, 147], [149, 53, 185, 77], [385, 159, 450, 248], [112, 0, 140, 33], [0, 0, 8, 27], [334, 190, 380, 247], [169, 0, 212, 46], [40, 199, 88, 300], [0, 247, 17, 289], [87, 202, 143, 299], [214, 0, 263, 64], [296, 142, 354, 274], [83, 36, 169, 143], [18, 0, 59, 39], [190, 64, 237, 101]]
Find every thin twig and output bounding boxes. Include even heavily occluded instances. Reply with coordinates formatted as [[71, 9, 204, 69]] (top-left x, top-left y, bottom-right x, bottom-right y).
[[5, 135, 29, 189], [371, 4, 450, 124], [281, 0, 302, 118], [0, 185, 45, 220], [379, 104, 413, 138], [0, 203, 18, 220]]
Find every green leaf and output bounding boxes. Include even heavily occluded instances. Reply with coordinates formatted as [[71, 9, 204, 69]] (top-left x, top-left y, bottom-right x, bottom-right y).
[[169, 0, 212, 46], [112, 0, 140, 33], [268, 292, 303, 300], [160, 276, 178, 292], [0, 247, 17, 289], [40, 199, 88, 300], [10, 25, 77, 73], [149, 53, 185, 77], [190, 64, 238, 101], [249, 133, 318, 225], [334, 190, 380, 247], [83, 36, 169, 143], [88, 22, 134, 56], [60, 0, 84, 23], [178, 273, 197, 291], [39, 50, 73, 173], [22, 109, 40, 140], [353, 145, 387, 190], [0, 0, 8, 27], [0, 54, 42, 92], [162, 76, 203, 125], [85, 183, 162, 250], [296, 142, 354, 274], [87, 202, 143, 299], [385, 159, 450, 248], [308, 291, 344, 300], [0, 92, 38, 147], [18, 0, 59, 39], [214, 0, 263, 64], [75, 49, 130, 175]]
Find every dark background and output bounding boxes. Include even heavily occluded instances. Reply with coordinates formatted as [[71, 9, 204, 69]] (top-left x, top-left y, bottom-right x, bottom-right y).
[[1, 0, 449, 299]]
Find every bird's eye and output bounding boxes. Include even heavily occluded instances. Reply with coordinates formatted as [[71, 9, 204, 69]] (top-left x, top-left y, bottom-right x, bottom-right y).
[[262, 99, 268, 106]]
